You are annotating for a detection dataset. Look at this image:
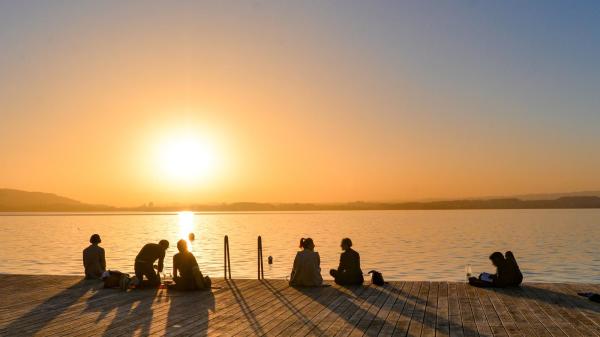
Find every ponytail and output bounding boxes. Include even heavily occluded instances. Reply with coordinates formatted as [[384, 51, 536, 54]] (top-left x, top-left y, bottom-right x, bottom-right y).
[[299, 237, 314, 249]]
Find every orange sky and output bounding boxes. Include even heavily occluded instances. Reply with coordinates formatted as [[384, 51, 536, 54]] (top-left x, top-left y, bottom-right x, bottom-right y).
[[1, 2, 599, 206]]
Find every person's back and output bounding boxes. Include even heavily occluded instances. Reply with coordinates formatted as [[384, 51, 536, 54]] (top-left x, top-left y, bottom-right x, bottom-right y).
[[330, 238, 364, 285], [494, 259, 515, 287], [173, 251, 199, 289], [338, 248, 364, 283], [290, 238, 323, 287], [132, 240, 169, 289], [136, 243, 165, 264], [82, 234, 106, 279]]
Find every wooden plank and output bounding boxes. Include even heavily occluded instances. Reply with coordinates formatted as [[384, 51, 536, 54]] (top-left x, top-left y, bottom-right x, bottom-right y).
[[448, 281, 465, 337], [519, 285, 568, 337], [458, 283, 478, 337], [304, 285, 371, 337], [346, 283, 395, 337], [475, 285, 509, 337], [362, 281, 403, 337], [436, 282, 450, 337], [420, 281, 438, 337], [376, 281, 411, 336], [317, 284, 376, 336], [332, 284, 390, 337], [1, 276, 599, 337], [406, 281, 429, 337], [391, 281, 422, 337]]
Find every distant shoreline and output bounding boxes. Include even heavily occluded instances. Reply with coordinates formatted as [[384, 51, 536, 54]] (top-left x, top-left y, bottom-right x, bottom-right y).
[[2, 188, 600, 212], [2, 196, 600, 213]]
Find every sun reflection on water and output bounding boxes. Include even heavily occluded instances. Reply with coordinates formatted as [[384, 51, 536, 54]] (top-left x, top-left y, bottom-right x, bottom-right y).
[[178, 211, 195, 251]]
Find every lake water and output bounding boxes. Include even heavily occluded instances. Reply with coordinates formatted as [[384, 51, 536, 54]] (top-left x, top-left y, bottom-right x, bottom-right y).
[[0, 210, 598, 282]]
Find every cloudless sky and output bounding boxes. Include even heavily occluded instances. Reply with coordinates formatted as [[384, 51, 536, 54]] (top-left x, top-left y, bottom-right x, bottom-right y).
[[1, 1, 599, 206]]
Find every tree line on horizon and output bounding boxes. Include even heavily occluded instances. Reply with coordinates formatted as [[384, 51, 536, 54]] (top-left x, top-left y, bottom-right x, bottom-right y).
[[2, 188, 600, 212]]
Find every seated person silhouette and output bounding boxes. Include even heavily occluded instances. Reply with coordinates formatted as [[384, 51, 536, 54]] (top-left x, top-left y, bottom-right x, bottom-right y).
[[171, 239, 210, 290], [329, 238, 364, 285], [469, 251, 523, 288], [83, 234, 106, 279], [132, 239, 169, 288], [289, 238, 323, 287]]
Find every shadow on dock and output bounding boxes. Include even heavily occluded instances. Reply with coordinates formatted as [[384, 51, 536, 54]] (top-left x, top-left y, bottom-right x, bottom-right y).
[[1, 276, 599, 337]]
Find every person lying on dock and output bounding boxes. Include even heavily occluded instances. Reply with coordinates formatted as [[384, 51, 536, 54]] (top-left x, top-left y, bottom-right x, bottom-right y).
[[83, 234, 106, 280], [578, 292, 600, 303], [469, 251, 522, 288], [289, 237, 323, 287], [131, 239, 169, 288], [169, 239, 211, 291], [329, 238, 364, 285]]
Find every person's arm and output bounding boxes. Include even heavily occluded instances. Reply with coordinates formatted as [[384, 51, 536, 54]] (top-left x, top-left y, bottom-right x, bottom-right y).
[[172, 256, 178, 278], [100, 248, 106, 271], [316, 252, 321, 272], [289, 253, 299, 284], [157, 250, 165, 273], [82, 250, 88, 268]]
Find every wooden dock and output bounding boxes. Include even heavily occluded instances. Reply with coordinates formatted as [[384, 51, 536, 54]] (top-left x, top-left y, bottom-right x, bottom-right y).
[[0, 275, 598, 336]]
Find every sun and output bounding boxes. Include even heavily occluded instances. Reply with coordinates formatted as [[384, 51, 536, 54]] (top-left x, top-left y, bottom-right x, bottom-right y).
[[156, 133, 218, 184]]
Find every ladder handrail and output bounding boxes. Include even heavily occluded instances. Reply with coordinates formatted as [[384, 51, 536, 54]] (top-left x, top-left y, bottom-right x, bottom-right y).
[[224, 235, 232, 279], [257, 236, 264, 279]]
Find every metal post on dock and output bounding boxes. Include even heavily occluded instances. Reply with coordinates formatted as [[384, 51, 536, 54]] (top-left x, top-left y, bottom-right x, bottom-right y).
[[257, 236, 264, 280], [224, 235, 232, 279]]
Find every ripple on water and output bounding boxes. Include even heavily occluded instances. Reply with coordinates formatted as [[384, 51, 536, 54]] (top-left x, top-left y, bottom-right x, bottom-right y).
[[0, 209, 598, 282]]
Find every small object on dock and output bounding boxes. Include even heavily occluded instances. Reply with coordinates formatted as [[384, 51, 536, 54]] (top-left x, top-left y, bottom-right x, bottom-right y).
[[188, 232, 195, 241], [268, 256, 273, 264]]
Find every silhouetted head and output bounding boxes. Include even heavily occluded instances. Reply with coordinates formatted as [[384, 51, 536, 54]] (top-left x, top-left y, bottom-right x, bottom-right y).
[[489, 252, 505, 267], [89, 234, 101, 245], [177, 239, 188, 253], [159, 239, 170, 250], [341, 238, 352, 251], [299, 238, 315, 250]]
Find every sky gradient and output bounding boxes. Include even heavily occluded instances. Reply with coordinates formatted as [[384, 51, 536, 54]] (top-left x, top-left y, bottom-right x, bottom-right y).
[[1, 1, 599, 206]]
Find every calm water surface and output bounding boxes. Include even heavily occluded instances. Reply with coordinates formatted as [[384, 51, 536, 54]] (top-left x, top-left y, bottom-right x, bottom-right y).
[[0, 210, 598, 282]]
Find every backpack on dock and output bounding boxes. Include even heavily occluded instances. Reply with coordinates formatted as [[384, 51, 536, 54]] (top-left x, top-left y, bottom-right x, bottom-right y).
[[102, 270, 128, 289], [368, 270, 386, 286]]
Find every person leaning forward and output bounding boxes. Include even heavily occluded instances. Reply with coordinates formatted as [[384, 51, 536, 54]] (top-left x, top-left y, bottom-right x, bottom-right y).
[[134, 240, 169, 288]]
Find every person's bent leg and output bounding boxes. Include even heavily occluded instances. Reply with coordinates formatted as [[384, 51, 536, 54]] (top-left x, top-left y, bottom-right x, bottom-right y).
[[134, 262, 144, 287], [145, 266, 161, 287]]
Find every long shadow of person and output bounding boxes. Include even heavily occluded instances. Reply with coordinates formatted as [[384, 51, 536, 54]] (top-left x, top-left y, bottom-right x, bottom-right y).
[[492, 283, 600, 314], [290, 282, 482, 337], [162, 289, 215, 336], [97, 288, 159, 337], [1, 278, 99, 336]]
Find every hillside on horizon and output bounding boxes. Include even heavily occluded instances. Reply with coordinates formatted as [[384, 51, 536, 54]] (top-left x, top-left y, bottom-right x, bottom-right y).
[[2, 188, 600, 212], [0, 189, 113, 212]]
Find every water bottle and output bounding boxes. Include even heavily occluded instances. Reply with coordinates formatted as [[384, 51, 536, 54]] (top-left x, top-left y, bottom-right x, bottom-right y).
[[465, 264, 472, 282]]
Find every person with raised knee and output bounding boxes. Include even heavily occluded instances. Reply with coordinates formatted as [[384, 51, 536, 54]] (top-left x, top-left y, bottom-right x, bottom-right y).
[[133, 239, 169, 288]]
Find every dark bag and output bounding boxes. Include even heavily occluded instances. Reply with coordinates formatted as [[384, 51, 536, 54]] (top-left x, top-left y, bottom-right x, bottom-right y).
[[368, 270, 385, 286], [103, 270, 126, 288]]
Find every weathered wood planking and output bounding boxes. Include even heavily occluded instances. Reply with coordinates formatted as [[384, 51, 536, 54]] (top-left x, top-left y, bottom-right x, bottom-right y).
[[0, 275, 598, 337]]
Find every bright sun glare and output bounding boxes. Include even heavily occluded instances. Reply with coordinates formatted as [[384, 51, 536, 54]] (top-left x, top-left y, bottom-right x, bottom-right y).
[[178, 211, 195, 251], [157, 134, 218, 184]]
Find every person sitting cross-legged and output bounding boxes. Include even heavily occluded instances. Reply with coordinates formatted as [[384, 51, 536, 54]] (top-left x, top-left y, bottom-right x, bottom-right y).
[[329, 238, 364, 285]]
